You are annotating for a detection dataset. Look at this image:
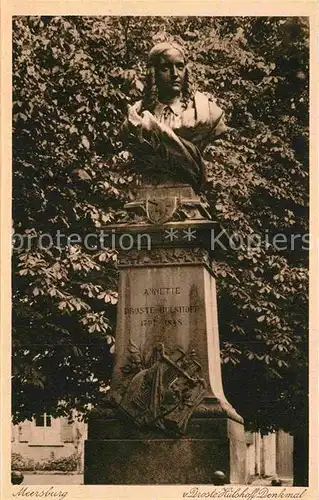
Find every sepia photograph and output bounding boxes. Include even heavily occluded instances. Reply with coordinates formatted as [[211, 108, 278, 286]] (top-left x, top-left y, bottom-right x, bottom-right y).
[[3, 9, 316, 499]]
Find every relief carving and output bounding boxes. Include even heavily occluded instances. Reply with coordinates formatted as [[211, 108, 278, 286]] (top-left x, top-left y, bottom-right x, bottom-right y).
[[118, 342, 207, 435], [122, 195, 210, 225], [118, 247, 210, 268], [145, 196, 178, 224]]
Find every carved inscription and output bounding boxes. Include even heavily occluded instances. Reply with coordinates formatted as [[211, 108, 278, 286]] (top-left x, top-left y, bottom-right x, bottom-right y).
[[125, 286, 200, 327], [143, 287, 181, 295]]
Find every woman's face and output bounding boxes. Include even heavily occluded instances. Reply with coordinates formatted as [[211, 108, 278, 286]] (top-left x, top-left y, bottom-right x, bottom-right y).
[[155, 48, 186, 99]]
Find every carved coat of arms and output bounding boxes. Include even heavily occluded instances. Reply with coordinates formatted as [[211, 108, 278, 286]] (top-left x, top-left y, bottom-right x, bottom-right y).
[[119, 343, 206, 435], [146, 197, 177, 224]]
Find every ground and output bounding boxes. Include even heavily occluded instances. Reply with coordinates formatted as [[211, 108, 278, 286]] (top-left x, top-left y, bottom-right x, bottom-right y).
[[19, 474, 293, 486], [21, 474, 83, 485]]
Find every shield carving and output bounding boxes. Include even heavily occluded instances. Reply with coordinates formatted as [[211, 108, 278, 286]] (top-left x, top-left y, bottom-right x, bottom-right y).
[[146, 197, 177, 224]]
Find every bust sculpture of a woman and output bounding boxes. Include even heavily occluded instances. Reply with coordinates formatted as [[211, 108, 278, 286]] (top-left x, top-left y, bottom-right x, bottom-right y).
[[122, 41, 227, 193]]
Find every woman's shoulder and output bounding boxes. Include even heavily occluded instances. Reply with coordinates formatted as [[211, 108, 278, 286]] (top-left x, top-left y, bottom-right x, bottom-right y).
[[193, 90, 218, 103], [193, 91, 223, 124], [194, 91, 222, 107]]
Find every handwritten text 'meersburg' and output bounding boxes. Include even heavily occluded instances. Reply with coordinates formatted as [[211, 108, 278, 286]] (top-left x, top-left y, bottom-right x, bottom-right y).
[[12, 486, 67, 499]]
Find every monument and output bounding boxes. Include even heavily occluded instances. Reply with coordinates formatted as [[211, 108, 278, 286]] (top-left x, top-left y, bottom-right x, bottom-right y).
[[84, 41, 246, 484]]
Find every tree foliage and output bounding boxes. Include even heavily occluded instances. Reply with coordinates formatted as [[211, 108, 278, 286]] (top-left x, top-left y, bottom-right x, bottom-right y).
[[12, 15, 308, 440]]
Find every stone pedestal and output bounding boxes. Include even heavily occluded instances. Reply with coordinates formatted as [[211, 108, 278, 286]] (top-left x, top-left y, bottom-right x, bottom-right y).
[[84, 183, 246, 484], [85, 415, 246, 484]]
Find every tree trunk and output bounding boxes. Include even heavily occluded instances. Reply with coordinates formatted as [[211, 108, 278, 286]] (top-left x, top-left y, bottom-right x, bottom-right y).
[[293, 429, 308, 486]]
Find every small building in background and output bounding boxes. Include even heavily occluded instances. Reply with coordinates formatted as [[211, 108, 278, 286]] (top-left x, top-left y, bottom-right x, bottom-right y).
[[12, 413, 87, 473]]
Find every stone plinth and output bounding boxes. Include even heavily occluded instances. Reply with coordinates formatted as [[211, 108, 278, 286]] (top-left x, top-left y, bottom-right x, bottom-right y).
[[84, 183, 246, 484], [85, 415, 246, 484]]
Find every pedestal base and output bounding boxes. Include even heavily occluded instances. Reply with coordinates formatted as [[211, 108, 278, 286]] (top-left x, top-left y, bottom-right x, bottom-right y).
[[84, 416, 246, 484], [85, 184, 247, 485]]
